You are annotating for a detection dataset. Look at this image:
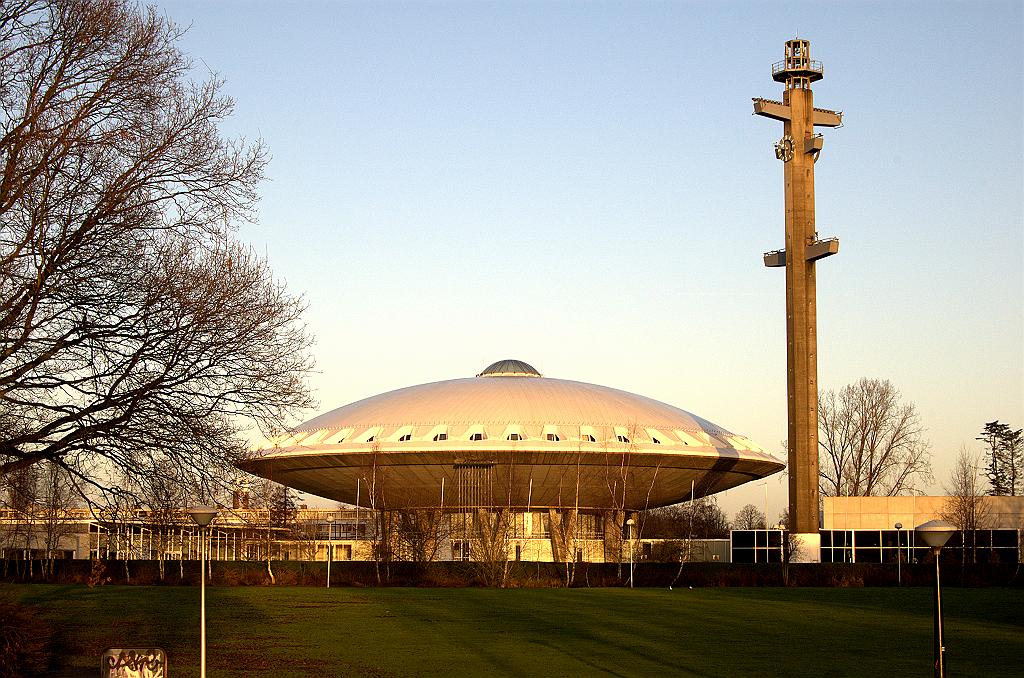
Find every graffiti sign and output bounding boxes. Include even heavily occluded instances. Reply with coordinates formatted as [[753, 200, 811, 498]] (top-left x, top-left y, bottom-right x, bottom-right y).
[[101, 648, 167, 678]]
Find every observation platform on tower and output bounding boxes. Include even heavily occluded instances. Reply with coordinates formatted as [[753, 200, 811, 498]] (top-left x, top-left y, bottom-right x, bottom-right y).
[[772, 58, 823, 84]]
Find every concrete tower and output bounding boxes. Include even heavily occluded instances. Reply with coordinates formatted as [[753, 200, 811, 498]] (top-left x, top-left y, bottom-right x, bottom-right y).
[[753, 39, 842, 539]]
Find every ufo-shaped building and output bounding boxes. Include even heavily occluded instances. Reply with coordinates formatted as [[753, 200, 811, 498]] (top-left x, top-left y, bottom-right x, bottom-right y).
[[241, 360, 784, 516]]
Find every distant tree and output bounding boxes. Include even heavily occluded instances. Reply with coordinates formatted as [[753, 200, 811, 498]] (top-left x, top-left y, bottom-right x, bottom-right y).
[[696, 499, 732, 538], [777, 508, 790, 530], [649, 497, 731, 571], [818, 378, 932, 496], [0, 0, 314, 493], [95, 491, 141, 583], [643, 497, 730, 539], [246, 479, 296, 584], [269, 485, 298, 531], [2, 465, 40, 575], [941, 447, 990, 564], [0, 462, 77, 576], [289, 513, 322, 562], [133, 463, 192, 581], [389, 509, 447, 566], [733, 504, 766, 530], [35, 461, 79, 577], [977, 421, 1022, 496]]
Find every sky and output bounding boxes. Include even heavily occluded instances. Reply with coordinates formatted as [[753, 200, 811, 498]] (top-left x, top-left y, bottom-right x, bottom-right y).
[[155, 0, 1023, 520]]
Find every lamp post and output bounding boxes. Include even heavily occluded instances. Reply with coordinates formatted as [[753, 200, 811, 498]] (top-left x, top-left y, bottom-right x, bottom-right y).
[[188, 507, 219, 678], [895, 522, 903, 586], [625, 518, 635, 589], [326, 515, 335, 588], [916, 519, 956, 678]]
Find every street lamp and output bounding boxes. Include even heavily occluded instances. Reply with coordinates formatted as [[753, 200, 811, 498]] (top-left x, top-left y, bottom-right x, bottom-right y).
[[895, 522, 903, 586], [625, 518, 635, 589], [916, 519, 956, 678], [326, 514, 336, 588], [188, 507, 218, 678]]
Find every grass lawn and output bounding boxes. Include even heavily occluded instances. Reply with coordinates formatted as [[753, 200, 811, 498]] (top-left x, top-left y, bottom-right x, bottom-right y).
[[8, 584, 1023, 677]]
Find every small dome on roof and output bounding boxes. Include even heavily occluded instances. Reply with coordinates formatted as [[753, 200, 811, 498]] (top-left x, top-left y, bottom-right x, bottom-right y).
[[477, 359, 541, 378]]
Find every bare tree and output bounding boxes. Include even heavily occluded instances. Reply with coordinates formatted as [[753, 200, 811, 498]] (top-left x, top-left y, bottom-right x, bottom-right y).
[[245, 479, 294, 584], [96, 491, 142, 583], [35, 461, 79, 576], [603, 435, 630, 572], [0, 1, 314, 493], [362, 443, 390, 583], [781, 530, 804, 583], [289, 513, 322, 562], [941, 447, 990, 564], [644, 497, 731, 540], [389, 508, 446, 568], [2, 465, 39, 576], [733, 504, 766, 530], [469, 508, 513, 587], [648, 496, 731, 574], [603, 425, 646, 577], [133, 464, 190, 581], [818, 378, 932, 496], [548, 445, 587, 586], [0, 462, 77, 576]]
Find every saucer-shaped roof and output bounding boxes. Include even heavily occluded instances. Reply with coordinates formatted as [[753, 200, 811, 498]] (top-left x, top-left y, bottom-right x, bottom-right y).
[[241, 361, 784, 510]]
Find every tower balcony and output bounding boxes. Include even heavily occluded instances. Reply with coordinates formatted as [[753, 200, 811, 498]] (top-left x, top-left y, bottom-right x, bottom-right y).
[[772, 59, 824, 83]]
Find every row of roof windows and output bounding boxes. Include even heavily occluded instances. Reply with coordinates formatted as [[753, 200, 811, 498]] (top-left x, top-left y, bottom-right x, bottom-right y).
[[273, 426, 765, 453]]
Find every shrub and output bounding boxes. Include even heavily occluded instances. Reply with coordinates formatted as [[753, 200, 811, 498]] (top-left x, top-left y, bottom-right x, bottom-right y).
[[0, 599, 52, 678]]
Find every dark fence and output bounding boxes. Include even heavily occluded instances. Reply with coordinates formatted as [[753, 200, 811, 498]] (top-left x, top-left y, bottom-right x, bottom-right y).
[[2, 558, 1022, 588]]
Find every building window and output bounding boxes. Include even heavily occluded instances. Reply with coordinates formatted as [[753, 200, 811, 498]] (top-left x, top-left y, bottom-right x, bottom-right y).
[[507, 433, 523, 441], [470, 433, 485, 441], [546, 433, 560, 442], [651, 437, 661, 444], [582, 434, 596, 442], [434, 433, 447, 441], [366, 436, 375, 443], [730, 529, 785, 563], [399, 434, 412, 442], [617, 435, 629, 443]]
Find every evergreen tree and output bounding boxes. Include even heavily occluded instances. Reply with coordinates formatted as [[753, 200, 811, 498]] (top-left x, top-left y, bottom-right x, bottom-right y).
[[978, 421, 1023, 495]]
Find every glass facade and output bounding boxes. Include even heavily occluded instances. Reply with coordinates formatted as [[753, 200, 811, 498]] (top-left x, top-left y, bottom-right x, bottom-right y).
[[821, 529, 1019, 564], [732, 529, 1020, 564]]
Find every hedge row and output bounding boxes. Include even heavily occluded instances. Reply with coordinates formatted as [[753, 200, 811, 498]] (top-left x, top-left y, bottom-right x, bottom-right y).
[[3, 558, 1022, 587]]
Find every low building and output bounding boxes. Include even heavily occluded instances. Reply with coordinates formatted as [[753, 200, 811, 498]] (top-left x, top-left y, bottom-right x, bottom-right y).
[[5, 497, 1021, 566], [730, 496, 1024, 564], [822, 495, 1024, 531]]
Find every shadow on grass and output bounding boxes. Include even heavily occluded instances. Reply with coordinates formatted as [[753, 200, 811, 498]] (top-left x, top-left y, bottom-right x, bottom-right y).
[[9, 585, 1024, 677]]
